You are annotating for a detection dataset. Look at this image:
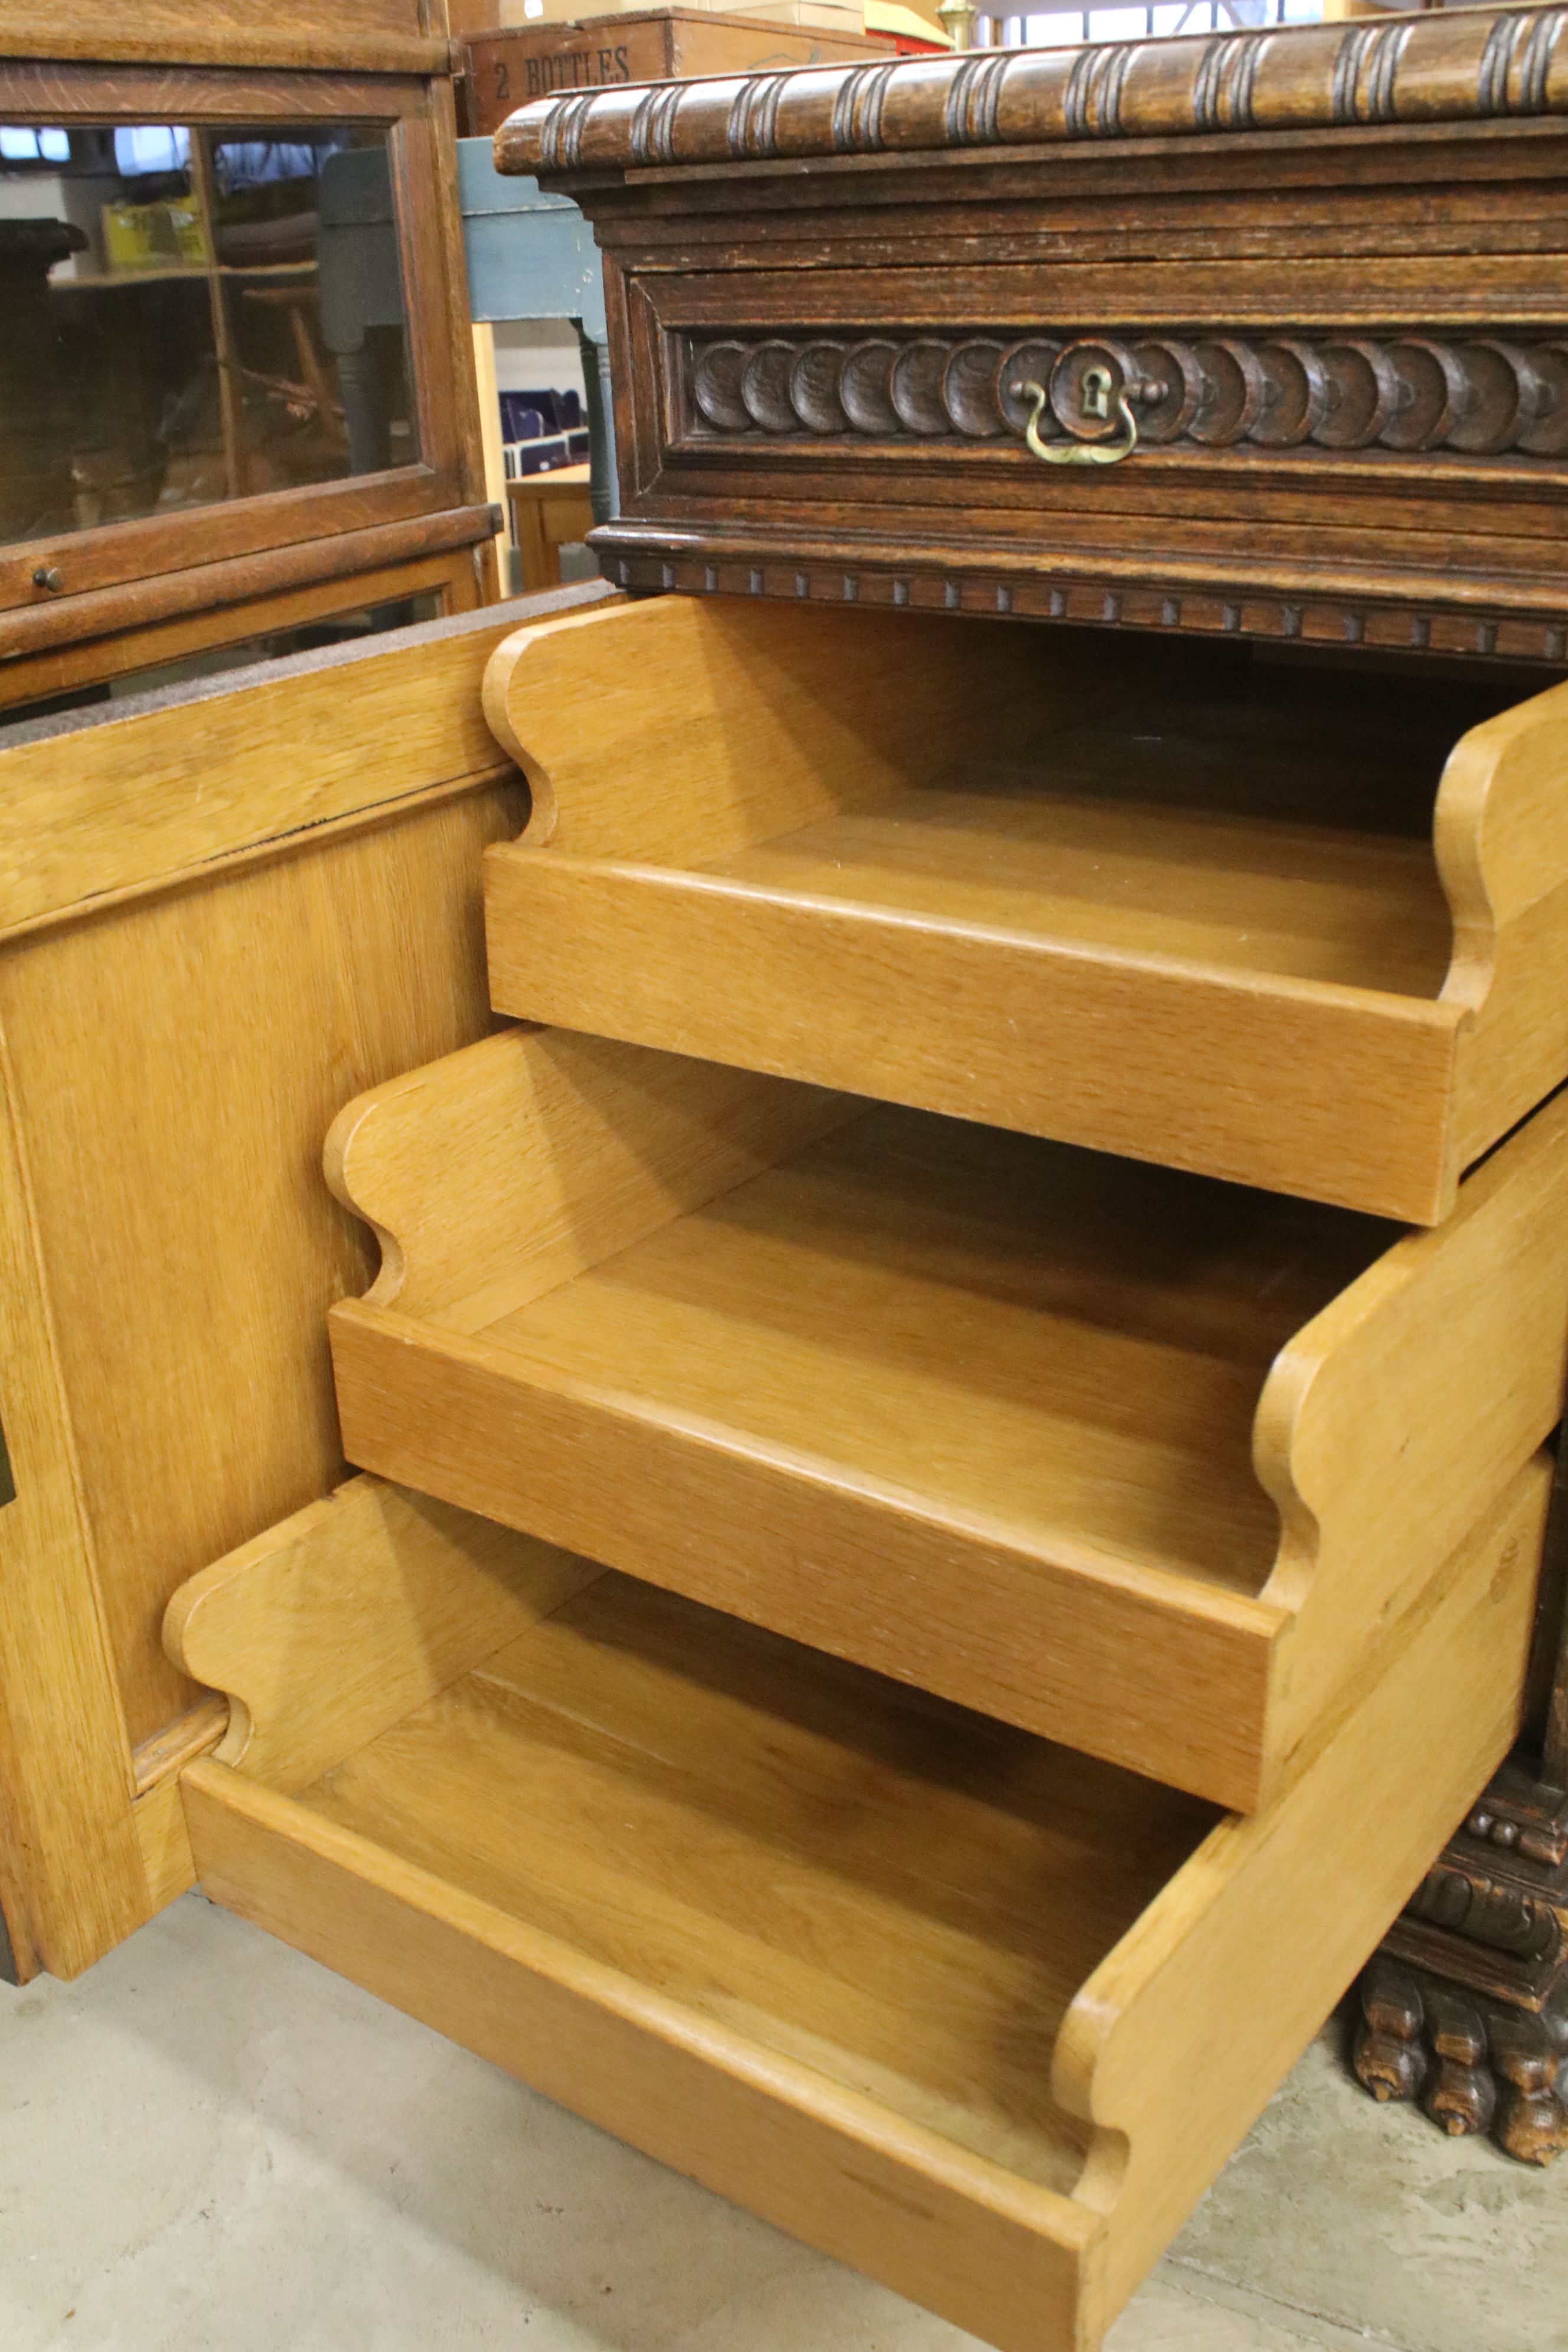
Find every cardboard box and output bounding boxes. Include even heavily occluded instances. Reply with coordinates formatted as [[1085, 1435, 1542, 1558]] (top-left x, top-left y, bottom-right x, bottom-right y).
[[865, 0, 949, 43], [463, 5, 887, 126]]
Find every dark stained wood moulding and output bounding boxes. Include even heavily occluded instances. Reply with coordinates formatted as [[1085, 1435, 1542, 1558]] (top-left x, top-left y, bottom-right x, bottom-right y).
[[498, 8, 1568, 175], [684, 328, 1568, 460], [496, 5, 1568, 656]]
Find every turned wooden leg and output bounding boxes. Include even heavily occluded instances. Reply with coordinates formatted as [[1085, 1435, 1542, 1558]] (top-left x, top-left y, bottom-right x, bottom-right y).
[[1355, 1956, 1427, 2105]]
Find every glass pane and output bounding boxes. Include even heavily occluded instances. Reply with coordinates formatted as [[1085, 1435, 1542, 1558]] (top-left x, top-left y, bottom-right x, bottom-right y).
[[0, 119, 418, 549]]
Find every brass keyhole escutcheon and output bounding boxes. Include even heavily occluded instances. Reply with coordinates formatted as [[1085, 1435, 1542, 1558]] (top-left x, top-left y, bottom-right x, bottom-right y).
[[1013, 375, 1141, 468], [1081, 364, 1113, 421]]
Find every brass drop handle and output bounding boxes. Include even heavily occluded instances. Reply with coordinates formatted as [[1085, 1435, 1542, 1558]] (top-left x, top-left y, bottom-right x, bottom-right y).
[[1014, 365, 1140, 467]]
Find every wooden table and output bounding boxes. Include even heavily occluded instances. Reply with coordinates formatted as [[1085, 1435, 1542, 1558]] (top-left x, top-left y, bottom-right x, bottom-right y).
[[507, 464, 593, 593]]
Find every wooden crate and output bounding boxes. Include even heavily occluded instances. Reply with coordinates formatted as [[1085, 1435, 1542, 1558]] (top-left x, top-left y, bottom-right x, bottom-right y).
[[462, 7, 886, 131]]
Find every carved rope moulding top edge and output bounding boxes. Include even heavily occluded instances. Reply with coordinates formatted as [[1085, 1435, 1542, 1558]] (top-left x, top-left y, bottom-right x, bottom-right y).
[[684, 331, 1568, 459], [501, 6, 1568, 175]]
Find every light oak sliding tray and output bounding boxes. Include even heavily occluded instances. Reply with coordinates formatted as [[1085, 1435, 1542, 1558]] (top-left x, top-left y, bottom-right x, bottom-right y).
[[482, 594, 1568, 1224], [324, 1027, 1568, 1811], [166, 1461, 1546, 2352]]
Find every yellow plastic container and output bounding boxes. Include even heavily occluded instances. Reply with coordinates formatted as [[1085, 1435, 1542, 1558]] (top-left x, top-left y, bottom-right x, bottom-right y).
[[100, 197, 206, 273]]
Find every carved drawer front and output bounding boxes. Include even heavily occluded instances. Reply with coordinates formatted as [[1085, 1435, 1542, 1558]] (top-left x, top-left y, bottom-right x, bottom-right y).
[[168, 1458, 1545, 2352], [481, 596, 1568, 1226], [686, 322, 1559, 463], [499, 7, 1568, 659], [322, 1018, 1568, 1814]]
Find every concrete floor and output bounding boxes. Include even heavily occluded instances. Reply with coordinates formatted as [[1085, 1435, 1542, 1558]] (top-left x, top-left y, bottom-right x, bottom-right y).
[[2, 1892, 1564, 2352]]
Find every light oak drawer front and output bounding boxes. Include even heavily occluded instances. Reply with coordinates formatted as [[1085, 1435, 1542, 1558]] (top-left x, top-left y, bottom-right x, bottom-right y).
[[498, 14, 1568, 661], [482, 595, 1568, 1224], [168, 1461, 1546, 2352], [324, 1024, 1568, 1811]]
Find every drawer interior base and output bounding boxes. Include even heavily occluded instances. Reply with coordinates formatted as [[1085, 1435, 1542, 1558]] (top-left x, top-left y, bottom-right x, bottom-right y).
[[697, 739, 1449, 995], [298, 1570, 1215, 2192], [327, 1030, 1568, 1809], [171, 1458, 1548, 2352], [475, 1102, 1378, 1600]]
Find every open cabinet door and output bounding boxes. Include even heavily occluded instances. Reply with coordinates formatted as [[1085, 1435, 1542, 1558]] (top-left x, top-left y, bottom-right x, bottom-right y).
[[0, 581, 614, 1980]]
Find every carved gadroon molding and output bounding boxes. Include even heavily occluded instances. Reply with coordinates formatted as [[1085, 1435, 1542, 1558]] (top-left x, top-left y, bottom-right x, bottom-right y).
[[685, 330, 1568, 461], [1467, 1777, 1568, 1870], [593, 543, 1568, 668], [1404, 1864, 1564, 1967], [498, 6, 1568, 177]]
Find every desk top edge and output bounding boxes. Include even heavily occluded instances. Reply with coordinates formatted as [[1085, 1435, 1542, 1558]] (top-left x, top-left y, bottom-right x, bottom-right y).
[[494, 8, 1568, 183]]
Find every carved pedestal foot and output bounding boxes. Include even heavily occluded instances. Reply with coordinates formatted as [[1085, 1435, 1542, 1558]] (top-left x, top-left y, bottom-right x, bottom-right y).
[[1355, 1756, 1568, 2160], [1355, 1941, 1568, 2162], [1491, 2011, 1568, 2163], [1424, 1983, 1497, 2138], [1355, 1957, 1427, 2105]]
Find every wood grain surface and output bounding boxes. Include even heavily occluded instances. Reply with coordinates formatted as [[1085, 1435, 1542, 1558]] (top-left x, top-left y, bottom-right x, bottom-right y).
[[1257, 1082, 1568, 1760], [0, 550, 478, 720], [5, 793, 523, 1753], [183, 1752, 1098, 2352], [325, 1024, 1568, 1808], [482, 590, 1083, 863], [1060, 1453, 1548, 2336], [0, 1015, 148, 1981], [174, 1452, 1545, 2351], [499, 12, 1568, 174], [0, 498, 488, 664], [1439, 677, 1568, 1157], [502, 11, 1568, 657], [166, 1475, 603, 1795], [0, 0, 446, 72], [325, 1026, 854, 1337], [0, 583, 613, 936], [0, 589, 605, 1977], [484, 596, 1568, 1220]]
